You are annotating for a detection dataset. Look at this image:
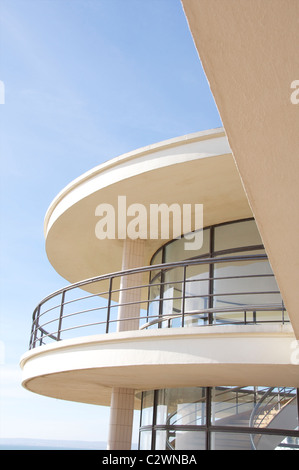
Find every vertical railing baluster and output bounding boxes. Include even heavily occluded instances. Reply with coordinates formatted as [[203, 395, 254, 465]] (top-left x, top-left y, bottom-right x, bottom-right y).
[[208, 262, 214, 325], [158, 267, 165, 329], [106, 277, 113, 334], [29, 308, 37, 349], [181, 265, 186, 328], [32, 305, 41, 349], [28, 254, 287, 345], [57, 291, 65, 341]]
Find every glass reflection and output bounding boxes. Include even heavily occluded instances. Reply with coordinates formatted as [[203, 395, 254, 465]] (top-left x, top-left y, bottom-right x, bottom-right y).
[[156, 388, 206, 426], [184, 263, 210, 326], [139, 387, 299, 450], [148, 219, 285, 329], [214, 219, 262, 253], [164, 228, 210, 263], [141, 390, 154, 426]]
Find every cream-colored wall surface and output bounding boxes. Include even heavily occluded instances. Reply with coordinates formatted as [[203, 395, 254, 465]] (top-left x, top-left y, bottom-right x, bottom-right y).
[[181, 0, 299, 336], [45, 129, 228, 237], [20, 325, 299, 408], [44, 129, 252, 288]]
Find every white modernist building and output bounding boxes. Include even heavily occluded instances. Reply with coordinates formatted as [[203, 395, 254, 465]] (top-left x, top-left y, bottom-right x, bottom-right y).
[[20, 129, 299, 450], [21, 1, 299, 451]]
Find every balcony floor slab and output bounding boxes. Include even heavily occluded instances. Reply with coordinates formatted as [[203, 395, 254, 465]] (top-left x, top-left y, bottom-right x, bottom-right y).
[[20, 324, 299, 407]]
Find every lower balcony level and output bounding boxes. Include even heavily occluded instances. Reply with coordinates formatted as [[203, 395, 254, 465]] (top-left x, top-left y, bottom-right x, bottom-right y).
[[20, 254, 299, 406], [21, 323, 298, 407]]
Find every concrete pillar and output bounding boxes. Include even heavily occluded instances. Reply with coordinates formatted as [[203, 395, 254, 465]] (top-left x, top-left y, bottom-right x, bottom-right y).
[[107, 238, 145, 450], [107, 387, 136, 450], [117, 238, 145, 332]]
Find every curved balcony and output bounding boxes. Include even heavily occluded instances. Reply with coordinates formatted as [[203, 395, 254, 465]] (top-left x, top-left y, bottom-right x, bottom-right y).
[[29, 254, 287, 350], [21, 252, 298, 407]]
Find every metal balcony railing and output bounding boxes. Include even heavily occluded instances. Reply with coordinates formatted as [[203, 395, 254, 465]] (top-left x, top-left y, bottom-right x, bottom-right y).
[[29, 254, 287, 349]]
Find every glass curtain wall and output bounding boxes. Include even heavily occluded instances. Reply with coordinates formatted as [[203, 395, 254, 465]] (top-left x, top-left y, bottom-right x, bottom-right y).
[[139, 386, 299, 450], [140, 220, 296, 450], [147, 219, 286, 329]]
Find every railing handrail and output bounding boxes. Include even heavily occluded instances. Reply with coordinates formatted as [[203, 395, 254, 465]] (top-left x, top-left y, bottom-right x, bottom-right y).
[[29, 253, 287, 349], [32, 254, 268, 315], [34, 303, 285, 337], [140, 303, 285, 330]]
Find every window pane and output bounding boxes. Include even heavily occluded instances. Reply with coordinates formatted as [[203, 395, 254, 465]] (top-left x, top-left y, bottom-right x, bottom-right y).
[[211, 431, 253, 450], [214, 219, 262, 252], [156, 430, 206, 450], [212, 432, 299, 450], [139, 430, 152, 450], [156, 388, 206, 426], [213, 252, 283, 324], [250, 387, 297, 431], [184, 263, 210, 326], [164, 228, 210, 263], [162, 267, 184, 326], [141, 391, 154, 426], [211, 386, 298, 431], [155, 431, 167, 450], [147, 274, 161, 326], [264, 435, 299, 451], [151, 248, 163, 266], [211, 386, 265, 428]]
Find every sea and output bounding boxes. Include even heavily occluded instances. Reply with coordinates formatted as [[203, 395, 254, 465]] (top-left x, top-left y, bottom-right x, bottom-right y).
[[0, 438, 138, 451], [0, 438, 106, 450]]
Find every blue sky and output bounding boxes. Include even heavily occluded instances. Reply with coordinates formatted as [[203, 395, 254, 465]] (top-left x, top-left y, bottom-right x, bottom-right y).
[[0, 0, 221, 445]]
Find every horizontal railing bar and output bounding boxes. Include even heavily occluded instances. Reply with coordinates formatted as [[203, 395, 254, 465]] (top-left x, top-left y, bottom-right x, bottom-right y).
[[36, 326, 58, 342], [185, 291, 281, 299], [33, 306, 287, 342], [36, 313, 155, 341], [142, 423, 299, 438], [152, 275, 276, 292], [37, 303, 284, 332], [35, 270, 277, 319], [32, 255, 268, 310], [140, 304, 286, 329], [53, 306, 109, 322], [38, 303, 63, 318], [30, 253, 289, 349], [35, 289, 283, 325], [32, 303, 287, 346], [150, 272, 275, 287], [61, 290, 110, 305], [34, 303, 287, 332], [152, 250, 267, 277]]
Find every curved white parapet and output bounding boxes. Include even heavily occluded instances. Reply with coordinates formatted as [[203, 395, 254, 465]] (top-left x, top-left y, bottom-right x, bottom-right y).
[[45, 129, 230, 237], [20, 324, 299, 408], [43, 128, 252, 285]]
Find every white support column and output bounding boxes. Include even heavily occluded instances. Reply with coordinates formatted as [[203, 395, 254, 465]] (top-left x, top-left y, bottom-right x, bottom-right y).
[[107, 238, 145, 450], [107, 387, 136, 450], [117, 238, 145, 332]]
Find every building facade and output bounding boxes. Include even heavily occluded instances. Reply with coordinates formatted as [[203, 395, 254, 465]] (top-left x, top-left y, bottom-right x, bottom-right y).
[[20, 129, 299, 450]]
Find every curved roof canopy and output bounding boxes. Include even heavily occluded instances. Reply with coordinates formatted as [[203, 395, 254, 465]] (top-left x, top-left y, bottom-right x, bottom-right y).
[[45, 128, 252, 285]]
